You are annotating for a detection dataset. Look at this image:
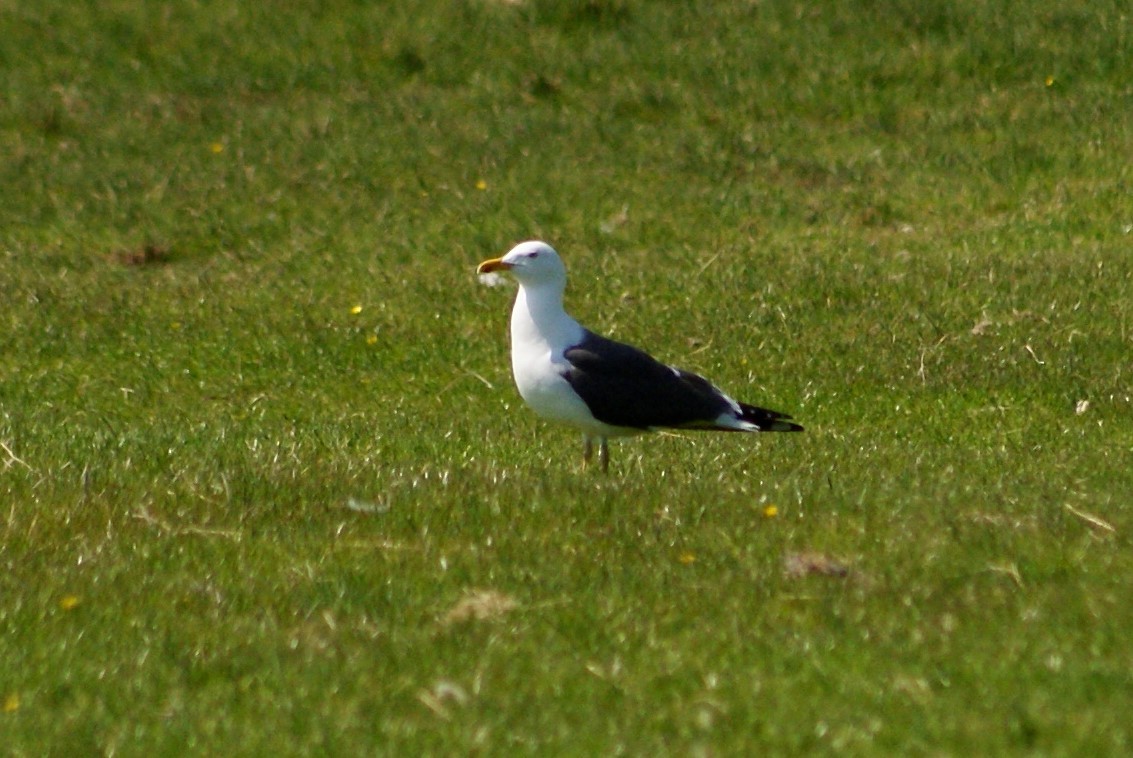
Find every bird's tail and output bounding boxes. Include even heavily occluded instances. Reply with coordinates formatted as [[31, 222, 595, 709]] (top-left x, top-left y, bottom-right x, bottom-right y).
[[738, 403, 804, 432]]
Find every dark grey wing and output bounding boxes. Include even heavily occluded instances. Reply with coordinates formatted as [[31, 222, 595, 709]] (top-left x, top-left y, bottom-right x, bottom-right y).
[[561, 331, 734, 429]]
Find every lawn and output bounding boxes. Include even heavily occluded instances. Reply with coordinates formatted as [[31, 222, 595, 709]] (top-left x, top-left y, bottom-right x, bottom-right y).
[[2, 0, 1132, 753]]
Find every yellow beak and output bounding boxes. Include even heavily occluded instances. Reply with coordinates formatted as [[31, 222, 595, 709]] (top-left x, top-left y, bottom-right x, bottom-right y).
[[477, 257, 512, 274]]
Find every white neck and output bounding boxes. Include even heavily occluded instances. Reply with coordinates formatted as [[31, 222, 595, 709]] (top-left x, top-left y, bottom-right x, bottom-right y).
[[510, 281, 583, 353]]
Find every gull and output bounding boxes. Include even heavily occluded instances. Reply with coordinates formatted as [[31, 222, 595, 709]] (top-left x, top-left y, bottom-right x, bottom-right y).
[[477, 241, 803, 471]]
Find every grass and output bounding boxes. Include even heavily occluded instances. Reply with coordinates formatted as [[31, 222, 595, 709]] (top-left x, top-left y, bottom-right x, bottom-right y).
[[2, 0, 1132, 752]]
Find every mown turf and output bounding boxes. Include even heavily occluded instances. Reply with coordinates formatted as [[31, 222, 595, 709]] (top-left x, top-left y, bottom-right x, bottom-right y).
[[2, 0, 1132, 753]]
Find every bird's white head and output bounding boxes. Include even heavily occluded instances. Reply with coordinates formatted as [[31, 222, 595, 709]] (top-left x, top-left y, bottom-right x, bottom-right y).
[[477, 241, 566, 289]]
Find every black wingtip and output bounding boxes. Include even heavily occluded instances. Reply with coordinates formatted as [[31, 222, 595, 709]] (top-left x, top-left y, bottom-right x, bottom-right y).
[[739, 403, 805, 432]]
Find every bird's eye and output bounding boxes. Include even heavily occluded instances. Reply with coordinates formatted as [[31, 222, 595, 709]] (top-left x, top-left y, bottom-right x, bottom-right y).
[[528, 252, 539, 259]]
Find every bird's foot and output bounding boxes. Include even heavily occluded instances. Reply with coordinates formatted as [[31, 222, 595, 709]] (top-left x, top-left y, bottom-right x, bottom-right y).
[[581, 435, 610, 473]]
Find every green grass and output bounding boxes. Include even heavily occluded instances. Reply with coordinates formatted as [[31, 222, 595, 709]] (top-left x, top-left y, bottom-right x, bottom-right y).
[[2, 0, 1132, 752]]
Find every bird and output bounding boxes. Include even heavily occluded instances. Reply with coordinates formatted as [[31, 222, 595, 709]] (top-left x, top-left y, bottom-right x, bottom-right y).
[[476, 241, 803, 472]]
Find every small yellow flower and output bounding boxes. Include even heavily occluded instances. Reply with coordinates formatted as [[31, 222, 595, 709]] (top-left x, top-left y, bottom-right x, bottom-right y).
[[475, 179, 488, 191], [349, 304, 363, 315], [678, 551, 696, 565], [1044, 75, 1055, 87], [170, 321, 182, 331], [209, 142, 224, 154], [59, 595, 80, 611], [366, 334, 378, 345], [2, 693, 18, 713], [763, 505, 779, 518]]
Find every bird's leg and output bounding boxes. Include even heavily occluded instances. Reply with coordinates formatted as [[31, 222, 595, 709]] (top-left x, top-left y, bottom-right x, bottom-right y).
[[598, 437, 609, 473], [582, 434, 593, 468]]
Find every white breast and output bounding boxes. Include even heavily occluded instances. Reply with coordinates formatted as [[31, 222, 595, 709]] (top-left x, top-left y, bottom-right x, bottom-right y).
[[508, 285, 608, 433], [510, 344, 593, 425]]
